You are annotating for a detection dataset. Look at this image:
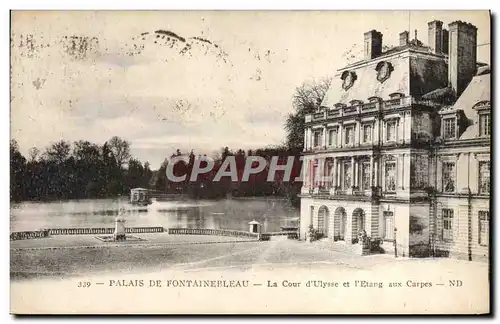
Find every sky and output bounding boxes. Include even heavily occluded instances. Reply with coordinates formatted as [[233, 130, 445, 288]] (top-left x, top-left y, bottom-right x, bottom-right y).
[[10, 10, 490, 169]]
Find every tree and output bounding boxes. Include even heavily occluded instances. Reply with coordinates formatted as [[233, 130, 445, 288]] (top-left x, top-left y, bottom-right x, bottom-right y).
[[44, 140, 71, 163], [10, 140, 26, 201], [285, 77, 332, 149], [28, 147, 40, 162], [108, 136, 131, 167]]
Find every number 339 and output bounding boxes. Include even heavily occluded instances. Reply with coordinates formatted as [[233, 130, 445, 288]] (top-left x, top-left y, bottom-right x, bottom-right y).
[[77, 281, 91, 288]]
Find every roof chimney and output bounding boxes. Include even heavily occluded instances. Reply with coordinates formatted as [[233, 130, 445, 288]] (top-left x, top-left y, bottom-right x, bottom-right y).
[[448, 21, 478, 97], [442, 29, 449, 55], [428, 20, 443, 53], [399, 31, 409, 46], [364, 30, 383, 60]]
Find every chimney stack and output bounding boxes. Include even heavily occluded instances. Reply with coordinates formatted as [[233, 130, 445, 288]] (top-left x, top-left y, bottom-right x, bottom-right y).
[[399, 31, 409, 46], [442, 29, 449, 55], [428, 20, 444, 53], [448, 21, 478, 97], [364, 30, 383, 60]]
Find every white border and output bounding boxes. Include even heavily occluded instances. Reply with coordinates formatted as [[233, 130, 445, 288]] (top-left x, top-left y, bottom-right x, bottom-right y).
[[2, 1, 498, 323]]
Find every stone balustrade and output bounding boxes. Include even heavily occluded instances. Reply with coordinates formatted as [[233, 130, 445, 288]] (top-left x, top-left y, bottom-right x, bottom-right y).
[[10, 227, 165, 240], [10, 227, 299, 242], [167, 227, 259, 239]]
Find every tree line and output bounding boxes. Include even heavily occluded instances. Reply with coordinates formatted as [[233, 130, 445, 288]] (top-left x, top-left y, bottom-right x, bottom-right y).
[[154, 146, 303, 206], [10, 136, 152, 201]]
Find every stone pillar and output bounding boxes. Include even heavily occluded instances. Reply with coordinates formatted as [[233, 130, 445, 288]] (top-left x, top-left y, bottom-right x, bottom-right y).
[[345, 212, 353, 244], [401, 153, 406, 190], [323, 127, 327, 148], [381, 158, 385, 192], [332, 158, 338, 188], [339, 124, 344, 148], [396, 155, 401, 189], [405, 112, 409, 142], [337, 159, 341, 188], [318, 158, 326, 187], [350, 157, 355, 188], [303, 158, 309, 188], [397, 118, 402, 143], [304, 128, 308, 150], [355, 120, 360, 146], [374, 119, 379, 145], [374, 159, 379, 187], [308, 128, 312, 149], [337, 126, 341, 147], [370, 155, 374, 187], [354, 159, 358, 189], [401, 112, 406, 144]]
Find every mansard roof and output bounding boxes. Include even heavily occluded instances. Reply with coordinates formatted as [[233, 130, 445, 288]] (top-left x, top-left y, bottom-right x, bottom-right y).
[[452, 72, 491, 140], [321, 48, 448, 108]]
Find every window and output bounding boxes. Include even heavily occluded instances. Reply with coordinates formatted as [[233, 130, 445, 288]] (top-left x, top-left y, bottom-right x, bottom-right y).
[[343, 161, 351, 190], [410, 155, 428, 189], [324, 160, 334, 188], [328, 129, 337, 147], [479, 113, 490, 137], [363, 124, 372, 143], [442, 209, 454, 241], [479, 161, 490, 194], [383, 211, 394, 240], [442, 162, 456, 193], [344, 125, 355, 145], [309, 206, 314, 225], [386, 120, 397, 142], [385, 161, 396, 192], [443, 118, 456, 139], [478, 211, 489, 246], [361, 162, 371, 190], [313, 131, 322, 147]]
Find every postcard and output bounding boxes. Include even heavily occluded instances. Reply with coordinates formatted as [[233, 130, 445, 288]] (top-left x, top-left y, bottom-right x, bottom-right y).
[[10, 10, 491, 314]]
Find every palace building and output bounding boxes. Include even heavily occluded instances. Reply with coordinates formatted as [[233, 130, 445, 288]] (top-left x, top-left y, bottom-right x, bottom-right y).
[[299, 20, 490, 261]]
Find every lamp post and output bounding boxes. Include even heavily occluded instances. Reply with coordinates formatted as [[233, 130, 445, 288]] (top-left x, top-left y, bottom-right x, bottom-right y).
[[394, 227, 398, 258]]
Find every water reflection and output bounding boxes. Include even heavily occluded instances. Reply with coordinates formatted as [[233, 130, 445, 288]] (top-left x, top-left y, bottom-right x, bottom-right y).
[[10, 198, 299, 232]]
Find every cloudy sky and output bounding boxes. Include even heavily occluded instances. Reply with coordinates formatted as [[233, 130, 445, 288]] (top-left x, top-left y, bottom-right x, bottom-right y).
[[11, 10, 490, 169]]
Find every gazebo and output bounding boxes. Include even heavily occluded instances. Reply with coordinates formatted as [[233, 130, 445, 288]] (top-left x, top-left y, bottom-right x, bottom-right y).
[[130, 188, 151, 206]]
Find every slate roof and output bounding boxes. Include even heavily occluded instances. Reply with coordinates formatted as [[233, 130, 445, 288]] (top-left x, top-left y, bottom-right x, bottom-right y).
[[452, 72, 491, 140], [321, 55, 411, 107], [321, 40, 451, 108]]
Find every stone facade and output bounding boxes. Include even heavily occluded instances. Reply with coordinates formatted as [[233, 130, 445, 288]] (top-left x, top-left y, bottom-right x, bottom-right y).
[[299, 20, 490, 261]]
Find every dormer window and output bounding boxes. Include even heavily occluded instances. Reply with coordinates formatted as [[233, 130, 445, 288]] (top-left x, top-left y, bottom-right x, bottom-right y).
[[341, 71, 357, 91], [443, 117, 457, 140], [479, 113, 490, 137], [375, 61, 393, 83], [473, 101, 490, 138]]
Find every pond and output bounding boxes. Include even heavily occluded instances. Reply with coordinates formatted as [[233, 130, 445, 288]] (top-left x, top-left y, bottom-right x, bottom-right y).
[[10, 197, 300, 233]]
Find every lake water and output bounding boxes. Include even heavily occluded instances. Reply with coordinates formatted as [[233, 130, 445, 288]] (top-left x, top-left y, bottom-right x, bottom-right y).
[[10, 198, 300, 233]]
